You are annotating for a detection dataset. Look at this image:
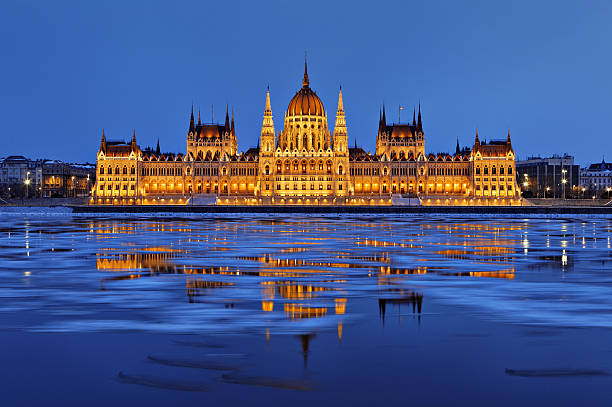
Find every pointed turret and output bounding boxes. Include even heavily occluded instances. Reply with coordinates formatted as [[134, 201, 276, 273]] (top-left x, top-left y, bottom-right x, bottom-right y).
[[224, 105, 230, 131], [262, 86, 274, 130], [100, 129, 106, 153], [231, 109, 235, 136], [382, 104, 386, 124], [412, 108, 416, 126], [475, 129, 480, 147], [417, 103, 422, 132], [260, 86, 276, 154], [155, 138, 160, 155], [334, 86, 347, 144], [456, 138, 460, 155], [189, 105, 195, 134], [131, 129, 138, 152], [197, 109, 201, 126], [507, 129, 511, 143]]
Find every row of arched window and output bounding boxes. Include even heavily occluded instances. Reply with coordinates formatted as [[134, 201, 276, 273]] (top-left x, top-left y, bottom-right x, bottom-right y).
[[475, 165, 513, 176], [99, 165, 135, 175], [271, 159, 336, 175]]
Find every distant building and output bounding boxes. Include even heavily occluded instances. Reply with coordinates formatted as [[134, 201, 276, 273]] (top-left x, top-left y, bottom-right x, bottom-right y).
[[0, 156, 36, 185], [580, 159, 612, 193], [516, 154, 579, 198], [41, 160, 96, 197], [0, 156, 95, 198]]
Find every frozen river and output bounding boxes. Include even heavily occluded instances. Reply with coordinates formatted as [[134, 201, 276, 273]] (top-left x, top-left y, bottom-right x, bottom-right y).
[[1, 208, 612, 405]]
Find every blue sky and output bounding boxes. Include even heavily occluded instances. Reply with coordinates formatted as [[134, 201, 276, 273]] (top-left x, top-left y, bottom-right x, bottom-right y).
[[1, 0, 610, 165]]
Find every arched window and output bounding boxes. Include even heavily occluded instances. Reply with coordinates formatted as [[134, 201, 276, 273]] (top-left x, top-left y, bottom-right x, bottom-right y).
[[508, 166, 513, 175], [130, 166, 135, 175], [265, 165, 270, 175], [293, 161, 298, 171], [484, 166, 489, 175], [301, 160, 307, 173], [115, 166, 120, 175], [492, 166, 497, 175], [319, 161, 323, 171], [99, 167, 104, 175], [500, 167, 505, 175], [338, 165, 344, 175], [277, 161, 282, 173], [326, 161, 332, 174]]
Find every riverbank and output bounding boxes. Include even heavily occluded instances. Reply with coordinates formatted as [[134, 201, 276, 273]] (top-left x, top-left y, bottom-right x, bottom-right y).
[[70, 204, 612, 215], [0, 197, 89, 207]]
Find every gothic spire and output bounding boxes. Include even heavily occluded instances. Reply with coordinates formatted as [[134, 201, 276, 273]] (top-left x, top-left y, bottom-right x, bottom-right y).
[[100, 129, 106, 152], [302, 54, 309, 88], [231, 109, 235, 135], [197, 109, 201, 126], [507, 128, 511, 143], [265, 86, 272, 114], [334, 87, 347, 137], [382, 104, 386, 124], [475, 129, 480, 145], [456, 138, 460, 154], [261, 87, 275, 137], [417, 103, 422, 131], [132, 129, 136, 143], [412, 108, 416, 126], [224, 105, 230, 131], [155, 138, 160, 155], [189, 105, 195, 133]]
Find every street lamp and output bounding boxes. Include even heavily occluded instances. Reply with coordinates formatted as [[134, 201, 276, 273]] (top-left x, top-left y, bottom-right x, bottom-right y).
[[71, 176, 75, 197], [25, 171, 31, 199], [561, 169, 567, 200], [582, 187, 586, 199], [607, 187, 611, 200], [544, 186, 550, 199]]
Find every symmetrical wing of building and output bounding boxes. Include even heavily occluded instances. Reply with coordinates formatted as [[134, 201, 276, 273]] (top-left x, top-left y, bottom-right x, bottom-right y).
[[94, 62, 520, 206]]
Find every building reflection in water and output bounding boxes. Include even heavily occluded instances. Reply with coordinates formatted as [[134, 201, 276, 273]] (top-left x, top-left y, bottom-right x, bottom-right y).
[[379, 291, 424, 325], [90, 216, 578, 359]]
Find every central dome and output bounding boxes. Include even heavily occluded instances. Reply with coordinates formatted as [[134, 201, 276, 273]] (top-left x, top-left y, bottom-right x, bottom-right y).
[[286, 61, 325, 117]]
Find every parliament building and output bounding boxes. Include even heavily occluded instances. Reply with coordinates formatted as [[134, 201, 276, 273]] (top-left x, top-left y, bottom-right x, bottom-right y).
[[93, 62, 520, 206]]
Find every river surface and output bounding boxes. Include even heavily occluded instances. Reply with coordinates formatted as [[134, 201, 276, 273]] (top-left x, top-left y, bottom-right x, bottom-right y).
[[1, 208, 612, 406]]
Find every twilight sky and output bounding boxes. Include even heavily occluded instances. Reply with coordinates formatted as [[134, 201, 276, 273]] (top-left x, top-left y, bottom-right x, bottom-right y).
[[1, 0, 610, 165]]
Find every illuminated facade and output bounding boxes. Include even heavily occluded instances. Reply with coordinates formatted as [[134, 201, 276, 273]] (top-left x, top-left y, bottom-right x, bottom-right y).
[[93, 61, 520, 205]]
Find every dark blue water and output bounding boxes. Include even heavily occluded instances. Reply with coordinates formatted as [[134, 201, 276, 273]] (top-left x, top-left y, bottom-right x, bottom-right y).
[[1, 208, 611, 405]]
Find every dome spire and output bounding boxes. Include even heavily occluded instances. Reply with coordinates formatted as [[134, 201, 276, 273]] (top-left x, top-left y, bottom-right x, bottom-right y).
[[302, 53, 309, 88]]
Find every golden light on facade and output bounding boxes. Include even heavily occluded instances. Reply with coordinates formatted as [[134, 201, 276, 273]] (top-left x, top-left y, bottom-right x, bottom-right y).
[[93, 63, 520, 206]]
